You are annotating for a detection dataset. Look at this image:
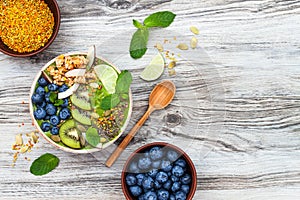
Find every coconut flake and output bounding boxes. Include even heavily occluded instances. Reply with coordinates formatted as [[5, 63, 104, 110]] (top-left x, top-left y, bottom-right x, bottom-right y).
[[58, 83, 80, 99]]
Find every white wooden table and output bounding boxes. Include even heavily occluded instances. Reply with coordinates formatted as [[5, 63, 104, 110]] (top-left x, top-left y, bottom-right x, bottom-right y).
[[1, 0, 300, 199]]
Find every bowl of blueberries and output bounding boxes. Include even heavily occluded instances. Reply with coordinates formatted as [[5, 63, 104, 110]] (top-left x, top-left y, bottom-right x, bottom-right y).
[[122, 142, 197, 200]]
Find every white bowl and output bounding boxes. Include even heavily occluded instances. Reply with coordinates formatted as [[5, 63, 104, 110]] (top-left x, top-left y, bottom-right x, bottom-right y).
[[29, 52, 132, 153]]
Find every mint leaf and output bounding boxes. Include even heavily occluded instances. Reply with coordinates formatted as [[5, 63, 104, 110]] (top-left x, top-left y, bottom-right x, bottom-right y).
[[144, 11, 176, 28], [30, 153, 59, 176], [116, 70, 132, 94], [54, 99, 64, 106], [100, 93, 120, 110], [130, 28, 149, 59], [133, 19, 144, 29], [49, 92, 58, 103], [86, 127, 100, 147]]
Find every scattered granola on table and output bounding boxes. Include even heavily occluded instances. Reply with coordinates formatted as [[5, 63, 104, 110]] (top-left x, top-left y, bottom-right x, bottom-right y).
[[12, 131, 39, 166]]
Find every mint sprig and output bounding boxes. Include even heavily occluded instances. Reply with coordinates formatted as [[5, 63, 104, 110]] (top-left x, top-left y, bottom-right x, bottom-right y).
[[30, 153, 59, 176], [144, 11, 176, 28], [130, 11, 176, 59], [99, 70, 132, 110]]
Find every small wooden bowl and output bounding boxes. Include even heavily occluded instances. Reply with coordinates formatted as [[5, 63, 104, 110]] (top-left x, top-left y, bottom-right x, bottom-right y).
[[0, 0, 60, 57], [122, 142, 197, 200]]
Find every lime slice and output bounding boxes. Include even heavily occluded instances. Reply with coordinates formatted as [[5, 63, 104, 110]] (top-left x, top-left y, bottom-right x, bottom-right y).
[[94, 64, 118, 94], [140, 53, 165, 81]]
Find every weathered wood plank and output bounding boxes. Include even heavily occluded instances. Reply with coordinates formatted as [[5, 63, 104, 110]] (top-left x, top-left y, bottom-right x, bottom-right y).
[[1, 0, 300, 199]]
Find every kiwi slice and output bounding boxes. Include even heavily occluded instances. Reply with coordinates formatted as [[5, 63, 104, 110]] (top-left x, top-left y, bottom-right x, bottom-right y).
[[70, 94, 91, 110], [59, 120, 82, 149], [71, 108, 92, 125]]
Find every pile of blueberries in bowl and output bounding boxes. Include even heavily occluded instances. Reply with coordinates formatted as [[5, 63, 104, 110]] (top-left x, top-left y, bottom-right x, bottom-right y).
[[31, 77, 71, 134], [122, 142, 197, 200]]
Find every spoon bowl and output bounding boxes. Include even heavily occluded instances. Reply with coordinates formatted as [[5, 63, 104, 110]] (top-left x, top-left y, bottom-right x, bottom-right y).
[[149, 80, 176, 110]]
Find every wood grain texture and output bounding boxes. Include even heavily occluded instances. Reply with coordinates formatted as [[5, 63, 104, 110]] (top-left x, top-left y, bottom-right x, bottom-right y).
[[1, 0, 300, 199]]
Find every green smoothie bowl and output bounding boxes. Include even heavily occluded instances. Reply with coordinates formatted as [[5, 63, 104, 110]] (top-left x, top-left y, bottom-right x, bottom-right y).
[[29, 48, 132, 153]]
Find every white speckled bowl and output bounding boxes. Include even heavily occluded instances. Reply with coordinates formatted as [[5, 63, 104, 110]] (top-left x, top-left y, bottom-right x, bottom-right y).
[[29, 52, 132, 153]]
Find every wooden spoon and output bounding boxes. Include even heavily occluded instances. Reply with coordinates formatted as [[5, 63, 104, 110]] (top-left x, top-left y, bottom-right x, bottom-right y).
[[105, 80, 176, 167]]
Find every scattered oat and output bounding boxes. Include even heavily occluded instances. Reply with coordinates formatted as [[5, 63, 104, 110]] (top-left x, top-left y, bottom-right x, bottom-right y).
[[173, 36, 177, 40], [11, 130, 39, 166], [155, 43, 164, 52], [15, 134, 23, 146], [190, 36, 198, 49], [190, 26, 199, 35], [168, 69, 176, 76], [20, 145, 29, 153], [176, 43, 189, 50]]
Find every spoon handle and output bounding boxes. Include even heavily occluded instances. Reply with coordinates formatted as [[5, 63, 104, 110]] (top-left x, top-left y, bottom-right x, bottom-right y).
[[105, 107, 154, 167]]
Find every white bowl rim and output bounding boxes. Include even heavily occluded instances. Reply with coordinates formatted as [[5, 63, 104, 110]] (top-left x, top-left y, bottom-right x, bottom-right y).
[[29, 51, 133, 154]]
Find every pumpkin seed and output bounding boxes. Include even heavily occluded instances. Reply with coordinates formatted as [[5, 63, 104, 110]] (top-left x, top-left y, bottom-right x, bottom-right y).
[[190, 26, 199, 35], [168, 61, 176, 69], [176, 43, 189, 50], [51, 135, 61, 143], [100, 137, 107, 143], [190, 36, 198, 49]]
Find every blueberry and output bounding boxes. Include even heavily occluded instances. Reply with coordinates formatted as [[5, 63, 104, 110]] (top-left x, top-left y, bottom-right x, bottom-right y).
[[181, 185, 190, 194], [38, 77, 49, 87], [175, 191, 186, 200], [171, 182, 181, 192], [169, 194, 175, 200], [45, 104, 57, 116], [51, 126, 59, 135], [181, 174, 191, 185], [154, 180, 162, 189], [126, 174, 137, 186], [144, 191, 157, 200], [41, 122, 51, 132], [171, 175, 179, 182], [155, 171, 168, 184], [50, 115, 60, 126], [33, 107, 47, 120], [136, 173, 145, 186], [172, 165, 185, 177], [58, 84, 69, 92], [129, 185, 142, 197], [161, 160, 172, 172], [129, 161, 139, 173], [142, 176, 154, 190], [148, 168, 159, 178], [37, 101, 46, 108], [157, 189, 169, 200], [167, 150, 179, 162], [45, 92, 51, 103], [59, 108, 71, 120], [152, 160, 161, 169], [45, 115, 51, 120], [138, 195, 145, 200], [149, 146, 163, 161], [61, 98, 69, 107], [31, 93, 44, 105], [138, 157, 151, 170], [48, 83, 59, 91], [144, 151, 150, 158], [35, 86, 46, 96], [175, 159, 187, 168], [163, 180, 172, 190]]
